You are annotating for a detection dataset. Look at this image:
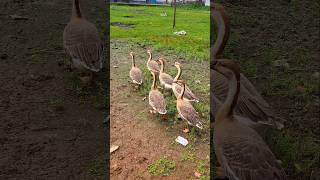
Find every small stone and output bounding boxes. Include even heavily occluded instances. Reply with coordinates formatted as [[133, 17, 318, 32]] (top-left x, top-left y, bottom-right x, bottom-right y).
[[113, 65, 118, 68]]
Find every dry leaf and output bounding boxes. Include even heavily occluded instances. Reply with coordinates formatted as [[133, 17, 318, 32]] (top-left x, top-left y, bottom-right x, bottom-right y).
[[183, 128, 190, 133], [110, 145, 119, 153], [194, 171, 202, 178]]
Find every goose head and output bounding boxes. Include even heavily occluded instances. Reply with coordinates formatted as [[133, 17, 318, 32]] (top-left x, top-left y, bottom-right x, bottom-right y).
[[212, 59, 240, 80], [174, 62, 182, 68]]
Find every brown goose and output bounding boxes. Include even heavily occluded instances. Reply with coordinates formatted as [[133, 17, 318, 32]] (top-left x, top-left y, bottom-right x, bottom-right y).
[[213, 59, 287, 180], [63, 0, 103, 78], [157, 58, 174, 90], [172, 62, 200, 103], [175, 80, 203, 131], [129, 52, 143, 86], [146, 50, 160, 74], [149, 71, 167, 114], [211, 3, 284, 130]]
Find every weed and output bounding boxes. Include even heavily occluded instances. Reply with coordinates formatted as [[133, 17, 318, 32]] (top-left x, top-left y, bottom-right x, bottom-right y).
[[148, 156, 176, 176]]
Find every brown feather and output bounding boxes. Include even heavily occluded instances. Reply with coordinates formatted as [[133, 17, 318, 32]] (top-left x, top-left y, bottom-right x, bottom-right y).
[[149, 89, 167, 114], [63, 18, 103, 72], [130, 67, 143, 84]]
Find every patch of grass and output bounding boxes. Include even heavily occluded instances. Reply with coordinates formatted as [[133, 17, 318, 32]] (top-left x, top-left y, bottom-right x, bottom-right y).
[[181, 149, 196, 163], [148, 156, 176, 176], [111, 5, 209, 61], [197, 161, 210, 180], [88, 160, 105, 177], [264, 129, 320, 178], [49, 96, 64, 107], [64, 71, 108, 109]]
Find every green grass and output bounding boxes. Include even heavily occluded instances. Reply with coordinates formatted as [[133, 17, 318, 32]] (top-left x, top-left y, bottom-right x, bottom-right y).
[[148, 156, 176, 176], [111, 5, 210, 61]]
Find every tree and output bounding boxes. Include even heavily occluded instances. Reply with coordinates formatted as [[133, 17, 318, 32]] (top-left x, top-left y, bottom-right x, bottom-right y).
[[173, 0, 177, 28]]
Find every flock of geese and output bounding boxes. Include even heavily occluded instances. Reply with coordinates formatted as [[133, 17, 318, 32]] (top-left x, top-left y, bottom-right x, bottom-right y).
[[211, 3, 287, 180], [62, 0, 288, 179], [129, 50, 204, 132]]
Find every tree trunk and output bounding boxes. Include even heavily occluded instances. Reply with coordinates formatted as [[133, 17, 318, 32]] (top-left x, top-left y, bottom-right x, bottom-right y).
[[173, 0, 176, 29]]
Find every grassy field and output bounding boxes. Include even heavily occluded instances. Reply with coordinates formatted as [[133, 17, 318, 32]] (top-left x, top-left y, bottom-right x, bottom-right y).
[[110, 4, 210, 61]]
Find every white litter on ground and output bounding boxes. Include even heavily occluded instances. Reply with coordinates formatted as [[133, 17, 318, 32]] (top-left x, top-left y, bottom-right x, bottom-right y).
[[174, 30, 187, 36], [175, 136, 188, 146]]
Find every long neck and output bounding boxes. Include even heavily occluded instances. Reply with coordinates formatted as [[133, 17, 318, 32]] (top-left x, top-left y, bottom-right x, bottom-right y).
[[151, 73, 157, 90], [72, 0, 82, 19], [160, 60, 164, 73], [178, 83, 185, 99], [148, 52, 152, 62], [212, 7, 230, 60], [174, 66, 182, 81], [215, 72, 240, 123], [131, 54, 135, 67]]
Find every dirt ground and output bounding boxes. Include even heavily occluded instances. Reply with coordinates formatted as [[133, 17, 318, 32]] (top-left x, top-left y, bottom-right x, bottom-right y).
[[0, 0, 107, 179], [110, 40, 210, 179]]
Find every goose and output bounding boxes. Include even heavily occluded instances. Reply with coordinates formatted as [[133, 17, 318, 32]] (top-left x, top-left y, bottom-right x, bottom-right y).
[[157, 58, 174, 90], [63, 0, 104, 83], [149, 71, 167, 115], [211, 3, 284, 130], [129, 52, 143, 86], [213, 59, 287, 180], [172, 62, 200, 103], [146, 50, 160, 74], [175, 80, 203, 132]]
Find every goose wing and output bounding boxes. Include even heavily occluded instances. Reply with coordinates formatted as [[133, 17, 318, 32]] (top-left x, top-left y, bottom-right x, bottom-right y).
[[216, 133, 287, 180], [147, 60, 160, 73], [149, 90, 167, 114], [211, 69, 283, 129], [159, 73, 173, 85], [63, 20, 104, 72], [177, 100, 203, 129], [172, 83, 199, 102], [130, 67, 143, 84]]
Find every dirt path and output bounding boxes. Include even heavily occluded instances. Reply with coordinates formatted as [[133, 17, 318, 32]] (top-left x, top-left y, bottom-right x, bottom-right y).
[[110, 40, 210, 179], [0, 0, 107, 179]]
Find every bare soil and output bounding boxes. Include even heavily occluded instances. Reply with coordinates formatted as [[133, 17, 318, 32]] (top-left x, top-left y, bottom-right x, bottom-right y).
[[110, 40, 210, 179], [0, 0, 107, 179]]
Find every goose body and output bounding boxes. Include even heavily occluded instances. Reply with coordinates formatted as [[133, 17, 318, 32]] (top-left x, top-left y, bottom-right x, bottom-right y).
[[211, 3, 283, 130], [129, 52, 143, 85], [175, 80, 203, 129], [172, 62, 199, 103], [213, 59, 287, 180], [157, 58, 174, 89], [146, 50, 160, 73], [149, 72, 167, 114], [63, 0, 103, 73]]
